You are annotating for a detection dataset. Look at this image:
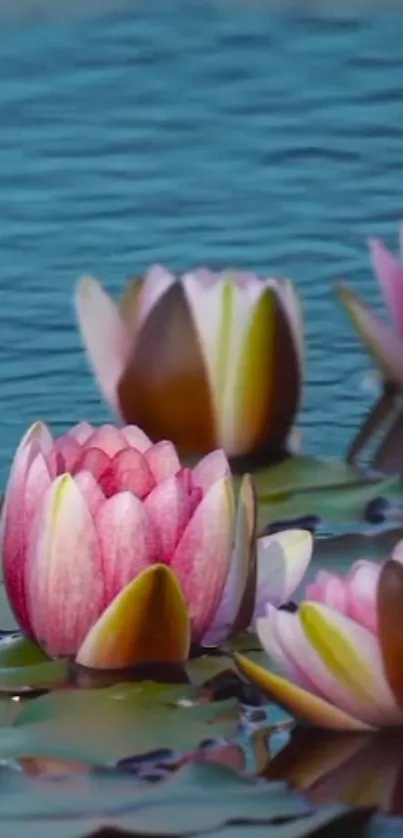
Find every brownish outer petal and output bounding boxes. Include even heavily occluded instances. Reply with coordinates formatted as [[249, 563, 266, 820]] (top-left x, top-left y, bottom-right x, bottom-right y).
[[378, 559, 403, 707], [266, 287, 301, 450], [229, 476, 257, 636], [116, 282, 216, 454]]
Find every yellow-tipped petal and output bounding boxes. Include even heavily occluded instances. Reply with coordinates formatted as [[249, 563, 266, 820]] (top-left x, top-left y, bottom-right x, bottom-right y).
[[76, 564, 191, 669], [232, 288, 278, 455], [234, 654, 370, 731], [299, 603, 403, 726]]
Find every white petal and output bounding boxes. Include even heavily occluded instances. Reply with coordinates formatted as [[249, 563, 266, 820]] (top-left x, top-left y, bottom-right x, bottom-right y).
[[75, 275, 131, 413]]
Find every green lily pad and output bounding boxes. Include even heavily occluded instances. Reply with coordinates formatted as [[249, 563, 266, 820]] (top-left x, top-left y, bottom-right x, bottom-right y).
[[252, 454, 401, 528], [186, 633, 270, 688], [1, 682, 240, 765], [252, 456, 364, 497], [0, 636, 49, 668], [0, 659, 70, 693], [0, 634, 69, 693], [0, 761, 315, 838]]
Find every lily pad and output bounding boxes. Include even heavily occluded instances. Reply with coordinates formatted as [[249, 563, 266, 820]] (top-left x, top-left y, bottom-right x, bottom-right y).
[[252, 456, 364, 496], [0, 634, 69, 693], [1, 682, 240, 765], [252, 454, 402, 529], [0, 636, 49, 667], [0, 761, 314, 838]]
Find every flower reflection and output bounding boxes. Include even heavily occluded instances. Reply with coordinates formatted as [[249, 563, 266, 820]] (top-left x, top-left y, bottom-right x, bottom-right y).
[[265, 726, 403, 816]]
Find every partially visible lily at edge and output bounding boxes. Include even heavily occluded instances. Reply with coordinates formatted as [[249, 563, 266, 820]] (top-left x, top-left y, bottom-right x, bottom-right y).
[[1, 421, 313, 669], [236, 545, 403, 730], [75, 266, 303, 467], [336, 226, 403, 471]]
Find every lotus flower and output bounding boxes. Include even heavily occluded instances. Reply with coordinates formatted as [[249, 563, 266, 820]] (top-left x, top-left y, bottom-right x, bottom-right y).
[[1, 421, 313, 669], [235, 543, 403, 730], [337, 229, 403, 390], [74, 267, 303, 464], [336, 228, 403, 470]]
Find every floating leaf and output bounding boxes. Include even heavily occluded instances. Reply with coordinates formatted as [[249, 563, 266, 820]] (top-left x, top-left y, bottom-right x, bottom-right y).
[[248, 454, 402, 529], [0, 658, 69, 694], [5, 682, 239, 764], [0, 636, 49, 668], [252, 456, 363, 497], [0, 761, 313, 838]]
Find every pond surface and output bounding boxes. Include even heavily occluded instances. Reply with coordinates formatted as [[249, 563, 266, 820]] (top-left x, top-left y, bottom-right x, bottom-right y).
[[0, 1, 402, 485]]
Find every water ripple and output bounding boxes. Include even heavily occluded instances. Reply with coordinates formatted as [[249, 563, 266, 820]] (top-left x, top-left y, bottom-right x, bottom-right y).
[[0, 3, 402, 480]]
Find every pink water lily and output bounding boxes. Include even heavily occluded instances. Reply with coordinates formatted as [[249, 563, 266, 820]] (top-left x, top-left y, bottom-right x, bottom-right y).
[[336, 227, 403, 390], [75, 267, 303, 462], [236, 542, 403, 730], [1, 421, 313, 669]]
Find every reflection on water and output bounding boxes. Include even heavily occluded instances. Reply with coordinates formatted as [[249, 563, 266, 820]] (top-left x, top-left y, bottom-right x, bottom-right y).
[[264, 726, 403, 817]]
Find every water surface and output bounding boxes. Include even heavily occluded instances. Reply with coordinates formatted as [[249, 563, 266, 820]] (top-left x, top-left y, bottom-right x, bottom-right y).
[[0, 2, 403, 484]]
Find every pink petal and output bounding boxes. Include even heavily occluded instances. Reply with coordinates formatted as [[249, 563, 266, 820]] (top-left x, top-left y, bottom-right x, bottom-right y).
[[51, 436, 82, 474], [24, 453, 53, 538], [369, 237, 403, 340], [121, 425, 152, 452], [144, 476, 192, 563], [306, 571, 349, 614], [2, 440, 43, 635], [170, 477, 234, 642], [73, 470, 106, 518], [26, 474, 105, 657], [68, 422, 95, 445], [75, 448, 111, 481], [258, 606, 380, 724], [257, 607, 319, 691], [145, 441, 181, 483], [75, 276, 131, 415], [300, 603, 403, 726], [16, 420, 54, 458], [98, 447, 155, 500], [345, 560, 380, 634], [191, 450, 231, 493], [95, 492, 158, 603], [336, 282, 403, 389], [85, 425, 128, 457]]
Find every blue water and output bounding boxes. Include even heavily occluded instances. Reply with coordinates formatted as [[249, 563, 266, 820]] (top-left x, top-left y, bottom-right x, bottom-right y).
[[0, 1, 402, 484]]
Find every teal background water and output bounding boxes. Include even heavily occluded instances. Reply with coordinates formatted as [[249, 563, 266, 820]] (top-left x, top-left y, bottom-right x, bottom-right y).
[[0, 1, 402, 484]]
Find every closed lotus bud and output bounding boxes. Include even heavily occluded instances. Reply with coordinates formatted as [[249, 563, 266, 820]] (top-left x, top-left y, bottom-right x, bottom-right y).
[[75, 267, 303, 465], [1, 421, 312, 669]]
